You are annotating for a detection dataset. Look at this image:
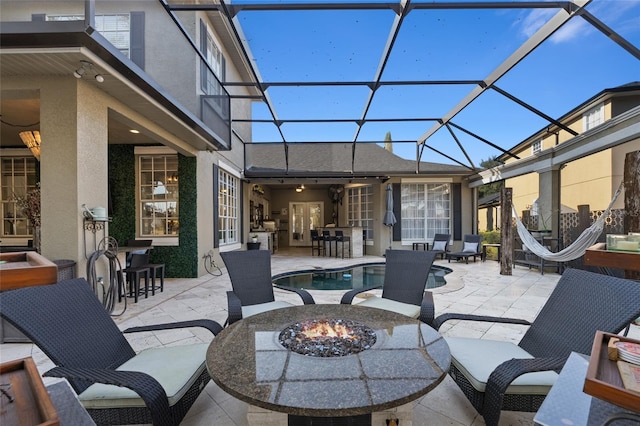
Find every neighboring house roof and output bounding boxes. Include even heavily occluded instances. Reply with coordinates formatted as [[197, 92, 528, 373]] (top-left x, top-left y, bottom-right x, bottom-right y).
[[497, 82, 640, 162], [478, 192, 500, 209], [245, 143, 472, 178]]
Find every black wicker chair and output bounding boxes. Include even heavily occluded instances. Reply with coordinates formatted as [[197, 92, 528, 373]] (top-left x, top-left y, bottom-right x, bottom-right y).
[[446, 234, 483, 263], [430, 233, 451, 259], [340, 250, 437, 324], [0, 278, 223, 426], [432, 268, 640, 426], [221, 250, 315, 325]]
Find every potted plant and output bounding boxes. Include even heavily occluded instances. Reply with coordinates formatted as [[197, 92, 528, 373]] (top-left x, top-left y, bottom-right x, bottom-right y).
[[14, 183, 41, 252], [251, 234, 258, 243]]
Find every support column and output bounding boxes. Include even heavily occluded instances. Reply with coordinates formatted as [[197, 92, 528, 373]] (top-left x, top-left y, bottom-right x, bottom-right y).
[[537, 166, 562, 238], [40, 78, 109, 275], [500, 187, 512, 276]]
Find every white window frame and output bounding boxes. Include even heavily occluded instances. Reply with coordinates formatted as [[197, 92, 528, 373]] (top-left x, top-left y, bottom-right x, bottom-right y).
[[531, 139, 542, 155], [347, 185, 374, 242], [582, 103, 604, 132], [136, 147, 179, 244], [48, 14, 131, 57], [0, 153, 37, 240], [218, 165, 240, 247], [203, 28, 224, 96], [400, 181, 451, 242]]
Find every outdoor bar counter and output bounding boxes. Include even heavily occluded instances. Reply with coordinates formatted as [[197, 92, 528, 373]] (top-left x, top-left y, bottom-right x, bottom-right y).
[[319, 226, 364, 257]]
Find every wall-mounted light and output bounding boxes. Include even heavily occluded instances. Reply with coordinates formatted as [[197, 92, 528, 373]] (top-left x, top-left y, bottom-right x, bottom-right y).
[[73, 60, 104, 83], [19, 130, 41, 161], [295, 184, 304, 193]]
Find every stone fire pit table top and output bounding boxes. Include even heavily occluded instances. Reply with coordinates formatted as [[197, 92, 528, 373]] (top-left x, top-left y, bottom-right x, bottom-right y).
[[206, 304, 451, 417]]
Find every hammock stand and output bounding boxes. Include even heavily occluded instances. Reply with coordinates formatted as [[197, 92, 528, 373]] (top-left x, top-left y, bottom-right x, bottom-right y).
[[512, 182, 624, 262]]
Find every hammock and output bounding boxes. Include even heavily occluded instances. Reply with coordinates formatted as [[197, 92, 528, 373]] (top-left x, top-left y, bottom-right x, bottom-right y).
[[512, 182, 624, 262]]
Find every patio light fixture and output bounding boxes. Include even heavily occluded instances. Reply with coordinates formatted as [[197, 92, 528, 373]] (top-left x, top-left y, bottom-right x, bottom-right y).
[[295, 184, 304, 193], [73, 60, 104, 83], [19, 130, 41, 161]]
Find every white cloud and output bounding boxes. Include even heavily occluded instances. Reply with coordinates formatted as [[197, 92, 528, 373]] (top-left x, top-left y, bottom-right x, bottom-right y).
[[548, 18, 592, 44], [518, 9, 556, 38]]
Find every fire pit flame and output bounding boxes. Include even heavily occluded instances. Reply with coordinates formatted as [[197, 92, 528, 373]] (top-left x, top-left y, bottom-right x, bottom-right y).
[[279, 318, 376, 357], [300, 322, 350, 339]]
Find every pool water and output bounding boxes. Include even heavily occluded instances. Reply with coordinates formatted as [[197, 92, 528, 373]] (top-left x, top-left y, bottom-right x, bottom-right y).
[[272, 263, 452, 291]]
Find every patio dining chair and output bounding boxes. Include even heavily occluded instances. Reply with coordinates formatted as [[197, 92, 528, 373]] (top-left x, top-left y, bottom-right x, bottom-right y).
[[446, 234, 483, 263], [0, 278, 223, 426], [221, 250, 315, 325], [340, 250, 437, 324], [432, 268, 640, 426]]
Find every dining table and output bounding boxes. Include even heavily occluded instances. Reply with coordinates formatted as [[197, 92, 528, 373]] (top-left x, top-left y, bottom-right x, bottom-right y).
[[206, 304, 450, 426]]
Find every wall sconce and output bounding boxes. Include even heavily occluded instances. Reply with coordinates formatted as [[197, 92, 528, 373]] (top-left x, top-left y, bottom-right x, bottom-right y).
[[295, 184, 304, 193], [19, 130, 41, 161], [73, 60, 104, 83]]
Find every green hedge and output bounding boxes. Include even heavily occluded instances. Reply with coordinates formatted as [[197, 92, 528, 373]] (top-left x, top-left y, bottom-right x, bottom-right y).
[[108, 147, 198, 278]]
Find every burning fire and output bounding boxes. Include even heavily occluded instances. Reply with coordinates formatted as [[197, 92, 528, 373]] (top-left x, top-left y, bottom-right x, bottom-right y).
[[300, 321, 351, 340], [279, 318, 377, 357]]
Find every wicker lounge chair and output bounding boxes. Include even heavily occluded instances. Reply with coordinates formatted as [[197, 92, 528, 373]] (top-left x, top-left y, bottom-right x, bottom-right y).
[[430, 233, 451, 259], [221, 250, 315, 325], [340, 250, 437, 324], [0, 278, 223, 426], [446, 234, 483, 263], [432, 268, 640, 426]]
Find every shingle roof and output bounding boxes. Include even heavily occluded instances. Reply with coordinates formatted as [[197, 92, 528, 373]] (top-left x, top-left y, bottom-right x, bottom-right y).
[[245, 143, 471, 178]]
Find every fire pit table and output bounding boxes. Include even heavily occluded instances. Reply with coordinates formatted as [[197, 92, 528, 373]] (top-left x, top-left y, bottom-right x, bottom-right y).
[[206, 304, 450, 425]]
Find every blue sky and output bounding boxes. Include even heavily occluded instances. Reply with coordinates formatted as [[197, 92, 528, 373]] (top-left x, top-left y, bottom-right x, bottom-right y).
[[233, 0, 640, 168]]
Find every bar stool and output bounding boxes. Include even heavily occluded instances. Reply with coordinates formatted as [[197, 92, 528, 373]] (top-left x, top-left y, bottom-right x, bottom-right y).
[[321, 230, 336, 257], [123, 253, 150, 303], [335, 230, 351, 259], [147, 263, 165, 294], [310, 229, 325, 256]]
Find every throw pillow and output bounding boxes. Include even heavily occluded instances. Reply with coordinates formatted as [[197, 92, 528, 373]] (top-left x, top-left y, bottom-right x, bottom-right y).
[[462, 242, 478, 253], [432, 241, 447, 251]]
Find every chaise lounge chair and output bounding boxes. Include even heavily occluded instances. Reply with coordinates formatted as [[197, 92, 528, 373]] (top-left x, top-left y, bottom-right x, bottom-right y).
[[430, 233, 451, 259], [432, 268, 640, 426], [446, 234, 483, 263]]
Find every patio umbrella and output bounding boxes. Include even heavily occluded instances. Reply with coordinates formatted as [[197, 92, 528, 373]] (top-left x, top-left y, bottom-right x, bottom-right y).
[[383, 184, 397, 250]]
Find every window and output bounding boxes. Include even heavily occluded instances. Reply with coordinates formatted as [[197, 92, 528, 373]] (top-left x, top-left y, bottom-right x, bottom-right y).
[[583, 103, 604, 131], [1, 157, 37, 237], [48, 14, 131, 57], [218, 168, 239, 245], [201, 25, 225, 96], [401, 183, 450, 241], [347, 186, 374, 241], [138, 155, 179, 236], [531, 139, 542, 154]]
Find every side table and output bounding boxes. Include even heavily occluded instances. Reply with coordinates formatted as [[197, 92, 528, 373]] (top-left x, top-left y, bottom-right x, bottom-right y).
[[534, 352, 639, 425], [412, 242, 429, 251]]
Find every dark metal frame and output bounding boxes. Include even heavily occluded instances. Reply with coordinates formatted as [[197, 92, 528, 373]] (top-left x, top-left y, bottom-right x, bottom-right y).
[[0, 278, 223, 426], [432, 268, 640, 426]]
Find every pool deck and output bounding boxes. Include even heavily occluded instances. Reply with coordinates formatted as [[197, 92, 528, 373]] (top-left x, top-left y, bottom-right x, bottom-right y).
[[1, 248, 638, 425]]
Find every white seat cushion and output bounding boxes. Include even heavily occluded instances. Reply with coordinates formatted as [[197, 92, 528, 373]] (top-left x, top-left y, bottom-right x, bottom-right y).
[[462, 242, 478, 253], [356, 297, 421, 319], [79, 343, 208, 409], [242, 300, 293, 318], [432, 241, 447, 251], [446, 337, 558, 395]]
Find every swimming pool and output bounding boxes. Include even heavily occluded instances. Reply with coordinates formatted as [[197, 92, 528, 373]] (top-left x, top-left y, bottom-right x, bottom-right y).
[[272, 263, 452, 291]]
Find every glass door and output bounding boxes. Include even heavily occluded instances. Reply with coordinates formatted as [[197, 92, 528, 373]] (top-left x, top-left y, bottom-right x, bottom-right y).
[[289, 202, 323, 247]]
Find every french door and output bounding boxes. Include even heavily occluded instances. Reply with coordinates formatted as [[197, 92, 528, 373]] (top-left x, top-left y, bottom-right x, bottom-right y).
[[289, 202, 323, 247]]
